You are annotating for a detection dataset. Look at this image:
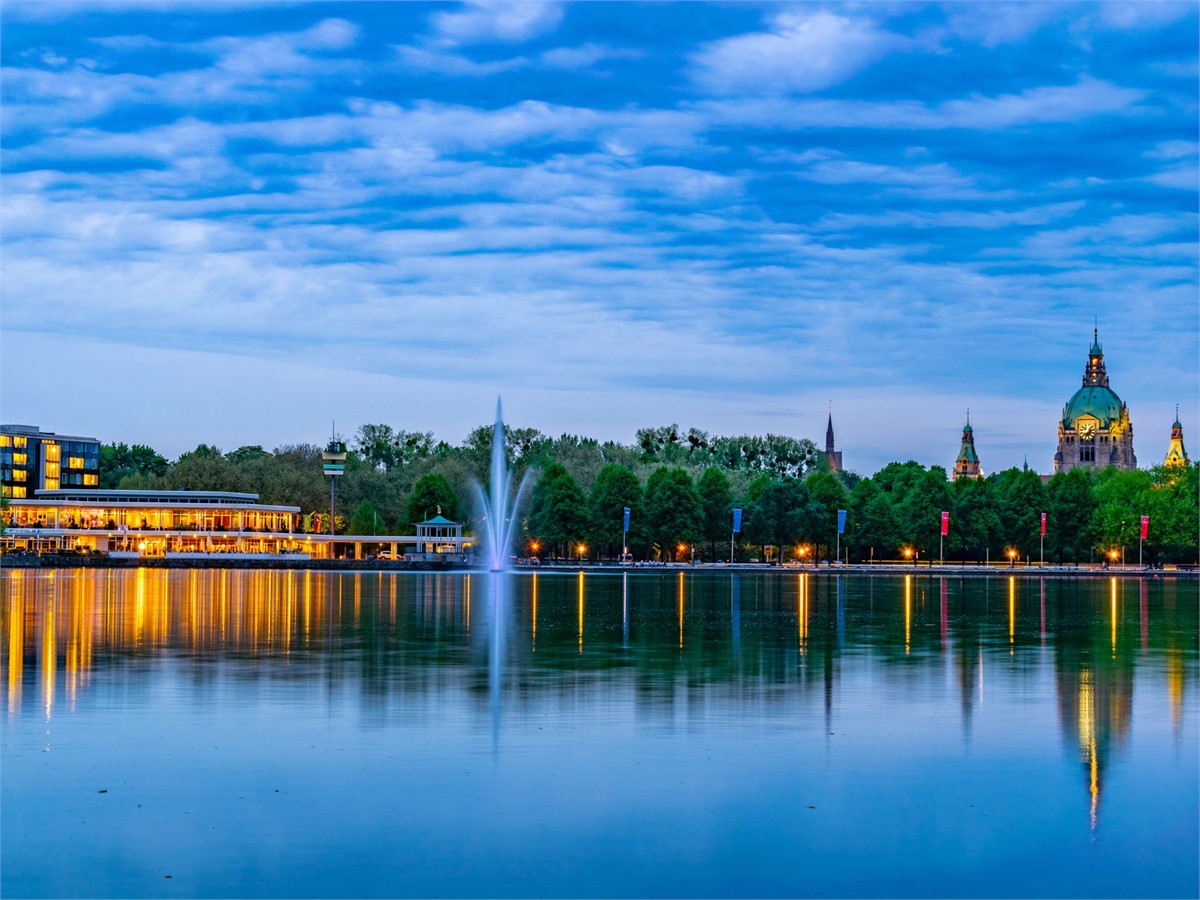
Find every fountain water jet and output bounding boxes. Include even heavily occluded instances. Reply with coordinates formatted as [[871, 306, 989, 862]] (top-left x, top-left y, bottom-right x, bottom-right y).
[[474, 398, 531, 572]]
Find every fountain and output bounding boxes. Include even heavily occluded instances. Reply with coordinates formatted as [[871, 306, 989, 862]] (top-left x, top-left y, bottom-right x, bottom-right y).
[[474, 398, 530, 571]]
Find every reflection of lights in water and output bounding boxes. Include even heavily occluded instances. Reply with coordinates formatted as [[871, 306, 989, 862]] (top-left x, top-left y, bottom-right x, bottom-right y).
[[1110, 578, 1117, 656], [577, 571, 585, 654], [8, 587, 25, 718], [531, 572, 538, 652], [42, 596, 55, 721], [1168, 648, 1184, 733], [1008, 576, 1015, 655], [904, 575, 912, 655], [1078, 669, 1099, 830], [465, 574, 471, 633], [797, 574, 808, 655], [677, 571, 685, 649]]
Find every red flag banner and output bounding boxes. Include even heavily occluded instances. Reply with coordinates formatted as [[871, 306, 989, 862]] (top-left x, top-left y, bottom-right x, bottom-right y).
[[1041, 512, 1047, 537], [1140, 515, 1149, 540], [941, 511, 949, 536]]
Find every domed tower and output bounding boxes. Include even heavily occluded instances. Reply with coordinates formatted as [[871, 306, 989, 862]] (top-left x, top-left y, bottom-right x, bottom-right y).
[[953, 413, 982, 480], [1164, 408, 1189, 468], [1053, 330, 1136, 474]]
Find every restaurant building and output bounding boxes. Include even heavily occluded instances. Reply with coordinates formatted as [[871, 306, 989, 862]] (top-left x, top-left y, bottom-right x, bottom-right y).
[[1, 489, 472, 562]]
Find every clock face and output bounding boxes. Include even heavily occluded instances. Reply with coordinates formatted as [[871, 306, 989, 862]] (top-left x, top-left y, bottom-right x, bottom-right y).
[[1078, 421, 1096, 439]]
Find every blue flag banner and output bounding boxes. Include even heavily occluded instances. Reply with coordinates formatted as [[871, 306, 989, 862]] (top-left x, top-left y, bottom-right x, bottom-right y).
[[732, 508, 743, 534], [837, 509, 847, 535], [623, 507, 631, 532]]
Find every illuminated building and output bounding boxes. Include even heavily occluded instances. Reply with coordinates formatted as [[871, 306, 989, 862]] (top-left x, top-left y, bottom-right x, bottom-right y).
[[1163, 411, 1189, 468], [952, 415, 982, 480], [1, 489, 472, 561], [1053, 331, 1136, 474], [1, 424, 100, 499]]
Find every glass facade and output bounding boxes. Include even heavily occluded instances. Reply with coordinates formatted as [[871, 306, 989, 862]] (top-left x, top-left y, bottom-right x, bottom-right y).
[[1, 427, 100, 498]]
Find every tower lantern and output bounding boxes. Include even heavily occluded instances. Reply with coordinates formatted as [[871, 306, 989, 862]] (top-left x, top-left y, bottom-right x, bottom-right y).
[[320, 427, 347, 536]]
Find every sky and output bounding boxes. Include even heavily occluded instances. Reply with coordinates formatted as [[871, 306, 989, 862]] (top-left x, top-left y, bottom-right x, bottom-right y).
[[1, 1, 1196, 476]]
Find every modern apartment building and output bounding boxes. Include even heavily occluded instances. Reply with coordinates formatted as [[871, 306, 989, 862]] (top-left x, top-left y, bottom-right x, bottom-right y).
[[1, 424, 101, 498]]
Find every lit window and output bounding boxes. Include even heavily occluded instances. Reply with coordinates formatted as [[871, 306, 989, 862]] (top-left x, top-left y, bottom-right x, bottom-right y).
[[13, 470, 26, 482], [45, 478, 59, 490], [12, 486, 26, 498], [84, 474, 99, 486], [15, 437, 27, 448], [69, 456, 85, 468], [45, 443, 60, 462], [13, 453, 27, 465], [0, 435, 9, 447], [45, 462, 60, 478], [0, 486, 9, 498]]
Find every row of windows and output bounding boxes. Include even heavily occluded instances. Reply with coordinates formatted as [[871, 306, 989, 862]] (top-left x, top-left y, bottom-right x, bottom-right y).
[[1, 451, 30, 465], [1, 486, 28, 498], [0, 436, 29, 448]]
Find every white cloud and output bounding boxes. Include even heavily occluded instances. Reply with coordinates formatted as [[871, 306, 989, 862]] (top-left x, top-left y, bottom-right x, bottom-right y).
[[430, 1, 563, 46], [691, 9, 897, 95]]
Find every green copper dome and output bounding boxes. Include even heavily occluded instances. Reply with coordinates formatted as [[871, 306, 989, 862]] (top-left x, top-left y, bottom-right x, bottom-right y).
[[1063, 385, 1124, 429]]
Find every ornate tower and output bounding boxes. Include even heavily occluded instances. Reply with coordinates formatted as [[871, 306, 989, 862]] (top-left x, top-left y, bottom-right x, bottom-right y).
[[1164, 408, 1189, 468], [953, 414, 982, 480], [825, 406, 843, 472], [1053, 330, 1136, 474]]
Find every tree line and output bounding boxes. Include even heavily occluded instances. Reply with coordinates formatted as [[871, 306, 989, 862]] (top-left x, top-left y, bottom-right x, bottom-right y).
[[98, 424, 1199, 564]]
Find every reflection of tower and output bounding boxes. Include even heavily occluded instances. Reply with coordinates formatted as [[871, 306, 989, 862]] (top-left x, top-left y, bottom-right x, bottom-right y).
[[825, 406, 843, 472], [1055, 653, 1134, 830]]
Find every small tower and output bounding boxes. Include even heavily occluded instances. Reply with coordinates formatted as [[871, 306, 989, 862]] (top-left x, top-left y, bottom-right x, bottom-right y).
[[1164, 408, 1190, 468], [825, 404, 843, 472], [953, 413, 982, 480]]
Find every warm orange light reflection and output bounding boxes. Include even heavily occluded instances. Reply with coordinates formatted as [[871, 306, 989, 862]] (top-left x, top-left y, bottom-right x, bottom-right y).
[[577, 570, 585, 653], [797, 574, 808, 654], [1008, 576, 1015, 654], [677, 571, 685, 648], [1110, 577, 1117, 655], [904, 574, 912, 654], [531, 572, 538, 652]]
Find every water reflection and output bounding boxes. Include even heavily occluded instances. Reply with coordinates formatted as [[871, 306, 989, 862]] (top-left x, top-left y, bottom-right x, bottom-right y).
[[3, 569, 1196, 838]]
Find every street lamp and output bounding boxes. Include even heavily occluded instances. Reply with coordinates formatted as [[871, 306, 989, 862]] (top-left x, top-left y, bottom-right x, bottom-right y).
[[578, 543, 586, 565], [1109, 548, 1119, 568], [1008, 548, 1017, 568], [530, 540, 540, 560]]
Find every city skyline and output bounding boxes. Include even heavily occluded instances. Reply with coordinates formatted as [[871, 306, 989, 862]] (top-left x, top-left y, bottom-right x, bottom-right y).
[[1, 2, 1196, 475]]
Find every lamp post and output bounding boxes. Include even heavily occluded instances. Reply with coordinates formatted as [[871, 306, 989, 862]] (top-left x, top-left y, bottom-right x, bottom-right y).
[[578, 543, 586, 565], [1008, 548, 1017, 568]]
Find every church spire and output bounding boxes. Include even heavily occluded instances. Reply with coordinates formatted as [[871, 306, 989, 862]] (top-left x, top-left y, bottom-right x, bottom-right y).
[[1165, 410, 1189, 468], [826, 402, 835, 455]]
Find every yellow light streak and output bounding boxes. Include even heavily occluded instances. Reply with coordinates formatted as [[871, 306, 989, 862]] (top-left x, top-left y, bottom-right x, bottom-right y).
[[577, 570, 585, 653], [531, 572, 538, 651], [904, 574, 912, 655], [1008, 576, 1015, 655]]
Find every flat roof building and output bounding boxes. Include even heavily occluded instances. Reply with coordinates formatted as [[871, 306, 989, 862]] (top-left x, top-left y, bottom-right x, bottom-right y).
[[1, 424, 100, 499]]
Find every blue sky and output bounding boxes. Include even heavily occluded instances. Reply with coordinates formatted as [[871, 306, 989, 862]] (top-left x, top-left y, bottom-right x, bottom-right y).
[[1, 1, 1196, 475]]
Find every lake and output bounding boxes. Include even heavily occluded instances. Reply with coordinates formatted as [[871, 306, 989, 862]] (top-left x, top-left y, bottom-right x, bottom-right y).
[[2, 568, 1196, 898]]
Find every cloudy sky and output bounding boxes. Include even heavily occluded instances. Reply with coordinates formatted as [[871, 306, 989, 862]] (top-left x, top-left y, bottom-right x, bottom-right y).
[[1, 1, 1196, 475]]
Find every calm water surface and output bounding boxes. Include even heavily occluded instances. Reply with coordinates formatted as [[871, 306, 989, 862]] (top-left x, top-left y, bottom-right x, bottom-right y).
[[2, 569, 1197, 898]]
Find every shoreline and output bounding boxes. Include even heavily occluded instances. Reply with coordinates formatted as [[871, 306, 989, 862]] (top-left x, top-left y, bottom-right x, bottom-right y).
[[1, 555, 1195, 578]]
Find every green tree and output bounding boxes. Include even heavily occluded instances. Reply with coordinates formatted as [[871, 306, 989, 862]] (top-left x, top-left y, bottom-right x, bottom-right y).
[[405, 473, 461, 526], [1045, 468, 1097, 563], [994, 467, 1049, 558], [349, 499, 382, 536], [588, 464, 643, 557], [1090, 467, 1154, 561], [697, 467, 734, 560], [527, 463, 589, 558], [644, 466, 702, 561], [1141, 463, 1199, 563], [171, 444, 245, 492], [949, 476, 1003, 562], [744, 479, 822, 564], [895, 467, 951, 556], [99, 442, 169, 488], [806, 470, 849, 561]]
